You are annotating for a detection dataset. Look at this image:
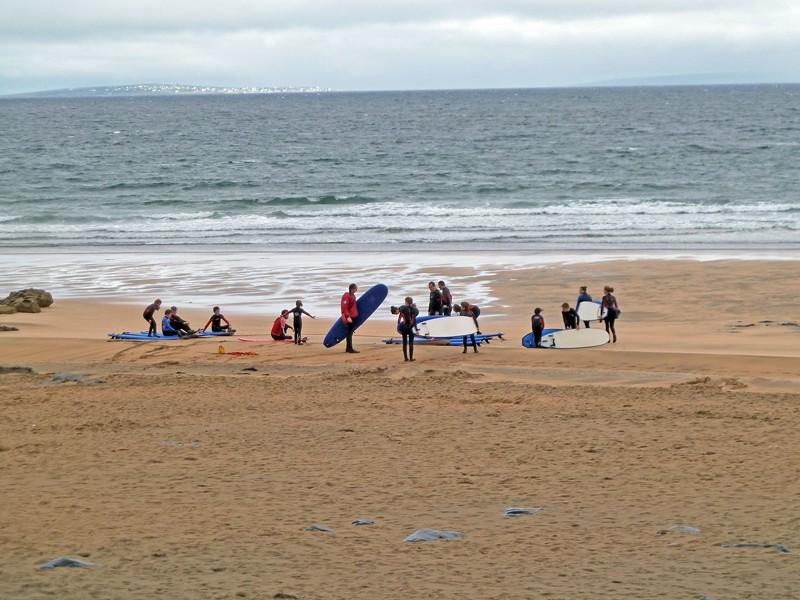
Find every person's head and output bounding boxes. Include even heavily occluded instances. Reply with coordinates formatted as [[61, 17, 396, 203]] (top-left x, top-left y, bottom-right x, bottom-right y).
[[452, 304, 461, 313], [561, 303, 569, 311], [170, 306, 178, 313], [534, 307, 542, 315], [460, 301, 469, 309], [212, 306, 220, 314], [390, 306, 399, 315], [154, 299, 162, 308], [281, 309, 289, 317], [404, 296, 413, 306], [579, 286, 587, 293], [604, 285, 614, 293], [164, 309, 172, 316], [438, 280, 446, 289], [349, 283, 357, 293], [296, 300, 303, 307], [428, 281, 436, 291]]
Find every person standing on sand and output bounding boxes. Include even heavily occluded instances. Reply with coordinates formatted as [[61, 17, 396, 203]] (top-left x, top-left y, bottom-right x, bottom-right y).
[[601, 286, 620, 343], [143, 299, 162, 337], [531, 307, 545, 348], [287, 300, 315, 345], [561, 303, 578, 329], [576, 286, 593, 329], [395, 296, 419, 362], [456, 301, 480, 353], [438, 280, 453, 316], [341, 283, 359, 353], [428, 281, 443, 316]]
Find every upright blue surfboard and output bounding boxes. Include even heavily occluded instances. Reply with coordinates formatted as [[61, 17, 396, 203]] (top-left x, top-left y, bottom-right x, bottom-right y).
[[323, 283, 389, 348], [521, 328, 561, 348]]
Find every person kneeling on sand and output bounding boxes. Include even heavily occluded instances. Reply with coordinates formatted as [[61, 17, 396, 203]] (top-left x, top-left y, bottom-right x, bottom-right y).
[[201, 306, 234, 334], [169, 306, 194, 335], [271, 309, 294, 341]]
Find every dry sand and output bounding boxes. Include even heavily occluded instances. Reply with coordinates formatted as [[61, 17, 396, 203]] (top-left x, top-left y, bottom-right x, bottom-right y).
[[1, 259, 799, 599]]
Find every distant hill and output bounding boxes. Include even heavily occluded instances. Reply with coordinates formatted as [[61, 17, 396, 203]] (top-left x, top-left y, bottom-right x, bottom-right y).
[[3, 83, 331, 98], [580, 72, 787, 87]]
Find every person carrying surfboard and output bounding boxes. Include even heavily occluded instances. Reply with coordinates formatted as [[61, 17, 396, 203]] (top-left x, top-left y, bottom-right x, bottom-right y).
[[601, 286, 620, 343], [394, 296, 419, 361], [341, 283, 359, 353], [143, 298, 162, 337], [531, 307, 545, 347], [270, 309, 293, 341], [287, 300, 315, 345], [576, 286, 593, 329], [428, 282, 443, 316], [438, 281, 453, 316]]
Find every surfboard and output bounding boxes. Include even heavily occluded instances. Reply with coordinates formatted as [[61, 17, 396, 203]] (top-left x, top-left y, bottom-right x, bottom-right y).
[[323, 283, 389, 348], [384, 332, 504, 346], [416, 316, 477, 338], [521, 328, 561, 348], [238, 337, 296, 343], [576, 300, 607, 322], [539, 328, 610, 349], [108, 331, 233, 341]]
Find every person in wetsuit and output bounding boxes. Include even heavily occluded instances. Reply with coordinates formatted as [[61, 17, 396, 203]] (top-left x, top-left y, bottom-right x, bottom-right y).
[[428, 281, 443, 316], [576, 286, 593, 329], [395, 296, 419, 362], [601, 285, 620, 343], [341, 283, 359, 353], [561, 303, 578, 329], [143, 298, 162, 337], [161, 309, 186, 337], [531, 307, 545, 348], [438, 281, 453, 316], [287, 300, 315, 344], [456, 301, 480, 353], [201, 306, 234, 333], [270, 309, 293, 340], [169, 306, 194, 335]]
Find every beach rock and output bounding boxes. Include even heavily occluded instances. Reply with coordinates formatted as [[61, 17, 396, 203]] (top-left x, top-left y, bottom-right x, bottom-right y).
[[37, 556, 95, 570], [352, 519, 375, 526], [13, 298, 41, 313], [722, 542, 790, 553], [0, 366, 35, 375], [0, 305, 16, 315], [1, 288, 53, 309], [305, 524, 334, 532], [404, 528, 465, 543], [0, 325, 19, 331]]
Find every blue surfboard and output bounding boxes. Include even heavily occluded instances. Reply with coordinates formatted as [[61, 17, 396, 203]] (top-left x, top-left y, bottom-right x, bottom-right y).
[[323, 283, 389, 348], [521, 328, 561, 348], [108, 330, 233, 341]]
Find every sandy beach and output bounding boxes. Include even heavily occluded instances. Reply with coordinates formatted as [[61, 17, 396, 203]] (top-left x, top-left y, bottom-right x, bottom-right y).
[[1, 258, 799, 599]]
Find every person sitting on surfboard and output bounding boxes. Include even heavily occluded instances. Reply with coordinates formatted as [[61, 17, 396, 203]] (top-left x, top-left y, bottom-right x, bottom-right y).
[[162, 309, 189, 337], [561, 303, 578, 329], [393, 297, 419, 362], [201, 306, 234, 334], [601, 286, 620, 344], [143, 299, 162, 337], [453, 301, 480, 353], [531, 307, 545, 348], [169, 306, 194, 335], [428, 281, 443, 316], [576, 286, 593, 329], [438, 280, 452, 316], [287, 300, 315, 345], [341, 284, 359, 353], [270, 309, 293, 341]]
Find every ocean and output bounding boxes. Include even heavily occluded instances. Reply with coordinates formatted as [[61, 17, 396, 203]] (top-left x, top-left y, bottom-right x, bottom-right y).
[[1, 85, 799, 250]]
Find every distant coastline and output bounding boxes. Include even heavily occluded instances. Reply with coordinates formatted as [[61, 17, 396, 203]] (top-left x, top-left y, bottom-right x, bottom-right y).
[[2, 83, 333, 99]]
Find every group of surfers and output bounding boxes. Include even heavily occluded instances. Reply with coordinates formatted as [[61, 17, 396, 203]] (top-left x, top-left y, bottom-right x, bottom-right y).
[[139, 280, 620, 355]]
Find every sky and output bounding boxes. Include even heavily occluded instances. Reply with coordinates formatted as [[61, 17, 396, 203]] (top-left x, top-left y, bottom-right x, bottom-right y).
[[1, 0, 799, 94]]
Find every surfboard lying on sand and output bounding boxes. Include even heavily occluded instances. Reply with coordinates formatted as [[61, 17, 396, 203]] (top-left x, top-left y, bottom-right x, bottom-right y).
[[108, 331, 233, 341], [577, 300, 607, 322], [539, 328, 610, 349], [383, 332, 504, 346], [323, 283, 389, 348], [521, 328, 561, 348], [416, 316, 477, 338]]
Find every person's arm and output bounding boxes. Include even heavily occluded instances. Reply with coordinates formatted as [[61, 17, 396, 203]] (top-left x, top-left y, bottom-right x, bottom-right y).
[[341, 295, 351, 323], [222, 315, 231, 326], [531, 316, 536, 332], [201, 317, 212, 332], [301, 308, 315, 318]]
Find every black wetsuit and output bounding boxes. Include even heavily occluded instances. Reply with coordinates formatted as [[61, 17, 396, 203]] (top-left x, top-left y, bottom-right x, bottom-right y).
[[170, 314, 192, 334], [143, 303, 158, 336], [398, 304, 418, 361], [288, 306, 312, 344], [562, 308, 578, 330], [209, 313, 229, 333], [440, 287, 453, 316], [602, 293, 619, 341], [531, 314, 545, 347], [428, 289, 443, 316], [461, 306, 480, 353]]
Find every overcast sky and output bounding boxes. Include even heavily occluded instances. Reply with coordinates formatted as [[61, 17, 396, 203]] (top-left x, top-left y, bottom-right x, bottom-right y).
[[1, 0, 799, 93]]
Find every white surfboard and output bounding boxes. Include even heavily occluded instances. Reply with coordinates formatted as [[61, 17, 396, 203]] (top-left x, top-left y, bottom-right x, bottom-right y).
[[539, 328, 609, 349], [416, 316, 478, 338], [576, 300, 607, 322]]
